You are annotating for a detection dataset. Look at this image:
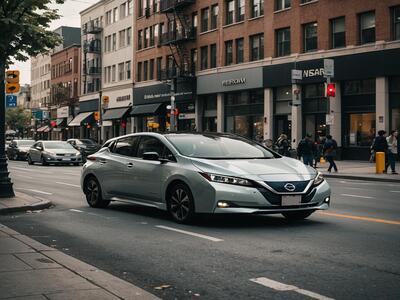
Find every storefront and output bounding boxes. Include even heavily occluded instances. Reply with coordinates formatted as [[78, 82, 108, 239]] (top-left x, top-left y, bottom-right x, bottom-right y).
[[132, 82, 195, 132], [197, 67, 264, 140], [390, 77, 400, 131], [274, 86, 292, 141], [69, 98, 99, 141]]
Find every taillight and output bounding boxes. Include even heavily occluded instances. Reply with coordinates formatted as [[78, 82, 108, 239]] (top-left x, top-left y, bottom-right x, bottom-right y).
[[86, 155, 96, 161]]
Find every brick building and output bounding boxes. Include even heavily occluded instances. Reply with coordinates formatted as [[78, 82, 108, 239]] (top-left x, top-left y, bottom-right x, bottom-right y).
[[133, 0, 400, 160]]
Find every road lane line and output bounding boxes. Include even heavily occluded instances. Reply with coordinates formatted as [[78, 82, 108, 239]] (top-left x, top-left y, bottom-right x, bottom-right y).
[[390, 191, 400, 193], [69, 209, 83, 213], [340, 194, 373, 199], [55, 182, 80, 188], [155, 225, 223, 242], [13, 174, 34, 179], [63, 172, 81, 176], [250, 277, 334, 300], [15, 188, 53, 195], [318, 212, 400, 225], [10, 167, 53, 174]]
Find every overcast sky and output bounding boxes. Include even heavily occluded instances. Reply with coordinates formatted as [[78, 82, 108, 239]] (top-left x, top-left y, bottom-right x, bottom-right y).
[[9, 0, 100, 84]]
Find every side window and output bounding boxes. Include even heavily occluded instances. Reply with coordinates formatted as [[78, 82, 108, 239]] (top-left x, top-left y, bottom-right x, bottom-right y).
[[37, 142, 43, 149], [163, 147, 176, 162], [137, 136, 165, 158], [112, 137, 136, 156]]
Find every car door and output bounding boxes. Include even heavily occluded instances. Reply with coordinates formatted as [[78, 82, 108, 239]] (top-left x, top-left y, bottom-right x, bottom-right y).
[[31, 142, 43, 162], [7, 141, 16, 158]]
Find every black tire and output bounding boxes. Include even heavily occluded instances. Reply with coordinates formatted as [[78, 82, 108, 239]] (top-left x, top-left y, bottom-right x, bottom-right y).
[[41, 156, 48, 166], [167, 183, 195, 224], [74, 163, 80, 166], [84, 177, 110, 208], [27, 155, 33, 165], [13, 153, 19, 161], [282, 210, 314, 221]]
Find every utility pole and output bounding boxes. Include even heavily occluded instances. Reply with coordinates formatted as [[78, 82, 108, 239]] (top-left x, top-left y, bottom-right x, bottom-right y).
[[169, 77, 177, 132]]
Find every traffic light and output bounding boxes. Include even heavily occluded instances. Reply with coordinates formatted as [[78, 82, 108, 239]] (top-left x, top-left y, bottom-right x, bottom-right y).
[[94, 111, 100, 121], [6, 70, 20, 93], [325, 83, 336, 97]]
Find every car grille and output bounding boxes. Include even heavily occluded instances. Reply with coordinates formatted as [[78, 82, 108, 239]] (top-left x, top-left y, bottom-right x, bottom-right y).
[[264, 180, 310, 193], [257, 186, 317, 206]]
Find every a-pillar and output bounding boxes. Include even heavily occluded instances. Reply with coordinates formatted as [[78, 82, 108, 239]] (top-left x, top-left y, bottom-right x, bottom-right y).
[[263, 88, 273, 140], [217, 93, 224, 132], [376, 77, 389, 132], [329, 82, 342, 146], [195, 96, 203, 132]]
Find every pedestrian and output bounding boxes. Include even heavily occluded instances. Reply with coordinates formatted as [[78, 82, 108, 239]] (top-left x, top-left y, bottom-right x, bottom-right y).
[[323, 135, 338, 172], [297, 134, 316, 167], [275, 134, 291, 157], [372, 130, 389, 172], [313, 137, 324, 168], [386, 130, 398, 174]]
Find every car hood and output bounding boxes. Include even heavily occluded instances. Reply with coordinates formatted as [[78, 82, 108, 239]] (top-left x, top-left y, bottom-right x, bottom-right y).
[[45, 148, 78, 154], [190, 157, 316, 181]]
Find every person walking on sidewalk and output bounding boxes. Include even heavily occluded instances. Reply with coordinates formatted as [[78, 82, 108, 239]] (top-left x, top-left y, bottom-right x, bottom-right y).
[[323, 135, 338, 172], [386, 130, 398, 174], [276, 133, 291, 157], [297, 134, 316, 167], [372, 130, 389, 172]]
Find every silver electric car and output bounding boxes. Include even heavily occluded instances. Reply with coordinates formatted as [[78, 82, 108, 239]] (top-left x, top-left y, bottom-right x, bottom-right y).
[[28, 141, 82, 166], [81, 132, 330, 223]]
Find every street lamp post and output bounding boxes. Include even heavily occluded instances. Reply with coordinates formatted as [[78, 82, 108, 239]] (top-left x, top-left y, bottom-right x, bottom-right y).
[[0, 63, 15, 197], [169, 78, 177, 132]]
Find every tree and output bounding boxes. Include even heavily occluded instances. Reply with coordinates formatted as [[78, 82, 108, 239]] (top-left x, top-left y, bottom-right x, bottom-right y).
[[0, 0, 65, 197], [5, 107, 31, 137]]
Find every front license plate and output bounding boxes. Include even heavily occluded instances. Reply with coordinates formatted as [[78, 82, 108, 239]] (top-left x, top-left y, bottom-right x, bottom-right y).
[[62, 158, 71, 161], [281, 195, 301, 206]]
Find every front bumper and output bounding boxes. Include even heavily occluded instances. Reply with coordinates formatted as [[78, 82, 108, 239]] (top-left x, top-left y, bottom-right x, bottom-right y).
[[44, 155, 82, 163]]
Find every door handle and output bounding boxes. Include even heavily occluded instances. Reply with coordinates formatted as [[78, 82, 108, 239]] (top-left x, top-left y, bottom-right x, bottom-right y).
[[99, 159, 107, 164], [126, 162, 134, 168]]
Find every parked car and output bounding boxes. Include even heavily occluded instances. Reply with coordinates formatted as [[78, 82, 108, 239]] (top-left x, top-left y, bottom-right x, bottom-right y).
[[7, 139, 35, 160], [81, 132, 331, 223], [28, 141, 82, 166], [67, 139, 101, 161]]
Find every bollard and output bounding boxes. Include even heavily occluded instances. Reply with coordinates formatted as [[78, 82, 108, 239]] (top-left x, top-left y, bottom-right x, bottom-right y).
[[320, 157, 326, 164], [375, 152, 385, 174]]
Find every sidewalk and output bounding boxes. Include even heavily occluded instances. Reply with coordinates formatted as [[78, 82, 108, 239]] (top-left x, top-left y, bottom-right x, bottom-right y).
[[0, 224, 159, 300], [0, 192, 52, 215], [318, 160, 400, 182]]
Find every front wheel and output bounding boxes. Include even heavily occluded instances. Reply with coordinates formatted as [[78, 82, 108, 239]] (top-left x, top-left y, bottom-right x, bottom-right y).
[[85, 177, 110, 208], [27, 155, 33, 165], [282, 210, 314, 221], [167, 183, 195, 224], [41, 156, 48, 166]]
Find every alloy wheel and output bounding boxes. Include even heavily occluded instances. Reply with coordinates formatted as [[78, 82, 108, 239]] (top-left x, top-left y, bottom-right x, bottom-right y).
[[86, 179, 99, 206], [170, 188, 191, 222]]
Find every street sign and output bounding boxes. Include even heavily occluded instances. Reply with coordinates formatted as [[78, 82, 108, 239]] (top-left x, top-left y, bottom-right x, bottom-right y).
[[291, 69, 302, 81], [292, 85, 302, 106], [6, 95, 17, 108], [326, 114, 334, 125], [324, 59, 334, 77]]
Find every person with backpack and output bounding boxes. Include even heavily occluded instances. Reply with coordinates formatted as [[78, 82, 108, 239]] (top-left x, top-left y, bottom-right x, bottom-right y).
[[297, 134, 316, 166], [323, 135, 338, 172], [386, 130, 398, 174], [275, 133, 291, 157], [372, 130, 389, 172]]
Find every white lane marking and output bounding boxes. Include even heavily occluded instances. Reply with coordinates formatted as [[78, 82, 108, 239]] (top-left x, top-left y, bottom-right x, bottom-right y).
[[390, 191, 400, 193], [63, 172, 80, 176], [13, 174, 34, 179], [250, 277, 334, 300], [338, 180, 397, 187], [69, 209, 84, 213], [15, 188, 53, 195], [10, 167, 53, 174], [340, 194, 373, 199], [55, 182, 80, 188], [155, 225, 223, 242]]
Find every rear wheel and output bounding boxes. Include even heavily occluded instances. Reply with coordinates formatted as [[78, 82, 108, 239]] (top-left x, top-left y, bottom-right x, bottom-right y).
[[41, 156, 48, 166], [167, 183, 195, 224], [85, 177, 110, 208], [282, 210, 314, 221], [27, 155, 33, 165], [73, 163, 80, 166], [13, 153, 19, 160]]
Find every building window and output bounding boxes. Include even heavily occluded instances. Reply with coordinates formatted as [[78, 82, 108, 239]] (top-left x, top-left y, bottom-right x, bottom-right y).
[[200, 46, 208, 70], [143, 61, 148, 81], [226, 0, 235, 25], [210, 44, 217, 68], [393, 6, 400, 40], [119, 29, 126, 47], [156, 57, 162, 80], [275, 0, 290, 11], [112, 33, 116, 51], [159, 23, 165, 44], [276, 27, 290, 57], [330, 17, 345, 48], [201, 7, 209, 32], [137, 62, 142, 82], [138, 0, 143, 17], [138, 30, 143, 49], [126, 61, 131, 79], [113, 7, 118, 23], [301, 0, 315, 3], [235, 38, 244, 63], [191, 48, 198, 71], [127, 27, 132, 45], [211, 4, 218, 29], [144, 27, 149, 48], [359, 11, 375, 44], [192, 12, 198, 30], [118, 63, 125, 81], [128, 0, 133, 15], [112, 65, 116, 82], [250, 33, 264, 61], [252, 0, 264, 17], [149, 59, 154, 80], [303, 22, 317, 52], [149, 25, 155, 46], [236, 0, 245, 22], [225, 40, 233, 65], [105, 10, 112, 25], [120, 3, 126, 19]]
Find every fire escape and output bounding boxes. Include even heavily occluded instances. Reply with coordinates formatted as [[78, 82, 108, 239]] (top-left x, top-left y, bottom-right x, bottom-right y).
[[159, 0, 196, 83]]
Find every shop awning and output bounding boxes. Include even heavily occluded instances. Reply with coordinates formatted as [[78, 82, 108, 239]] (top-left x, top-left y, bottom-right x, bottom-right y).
[[37, 126, 50, 133], [131, 103, 162, 116], [68, 112, 93, 126], [56, 118, 66, 126], [102, 107, 131, 121]]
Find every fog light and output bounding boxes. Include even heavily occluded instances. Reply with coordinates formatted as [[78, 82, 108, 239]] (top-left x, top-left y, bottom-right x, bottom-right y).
[[217, 201, 230, 208], [324, 197, 330, 203]]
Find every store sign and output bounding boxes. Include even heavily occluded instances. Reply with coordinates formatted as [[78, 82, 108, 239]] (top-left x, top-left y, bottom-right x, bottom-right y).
[[303, 68, 325, 78], [116, 95, 131, 102], [222, 78, 246, 87], [57, 106, 69, 118], [178, 113, 196, 120], [134, 82, 194, 105]]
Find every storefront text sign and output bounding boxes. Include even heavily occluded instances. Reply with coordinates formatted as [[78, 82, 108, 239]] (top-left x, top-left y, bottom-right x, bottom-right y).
[[222, 78, 246, 87], [303, 68, 325, 78], [116, 95, 131, 102], [57, 106, 69, 118]]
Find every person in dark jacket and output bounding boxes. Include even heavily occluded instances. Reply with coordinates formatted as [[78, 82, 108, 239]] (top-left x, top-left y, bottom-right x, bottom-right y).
[[372, 130, 389, 172], [297, 134, 316, 166], [323, 135, 338, 172], [275, 134, 291, 157]]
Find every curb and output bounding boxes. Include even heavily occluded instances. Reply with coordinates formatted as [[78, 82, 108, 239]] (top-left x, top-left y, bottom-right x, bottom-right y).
[[324, 174, 400, 183], [0, 198, 52, 215]]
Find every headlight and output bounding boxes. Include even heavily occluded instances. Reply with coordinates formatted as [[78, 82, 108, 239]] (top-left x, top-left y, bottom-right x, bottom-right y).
[[75, 152, 81, 157], [43, 151, 55, 157], [200, 172, 254, 187], [313, 172, 325, 186]]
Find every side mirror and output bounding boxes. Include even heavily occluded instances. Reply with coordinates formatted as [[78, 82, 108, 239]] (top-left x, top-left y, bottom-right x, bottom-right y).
[[143, 152, 160, 161]]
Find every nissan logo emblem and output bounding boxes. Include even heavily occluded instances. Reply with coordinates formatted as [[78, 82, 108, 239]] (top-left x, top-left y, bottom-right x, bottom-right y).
[[284, 183, 296, 192]]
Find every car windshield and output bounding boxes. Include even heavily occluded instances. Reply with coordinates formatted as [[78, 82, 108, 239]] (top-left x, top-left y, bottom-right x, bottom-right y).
[[44, 142, 75, 150], [17, 140, 35, 147], [166, 134, 275, 159]]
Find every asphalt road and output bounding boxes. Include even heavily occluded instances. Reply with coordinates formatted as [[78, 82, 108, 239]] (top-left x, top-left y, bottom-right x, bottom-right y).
[[1, 160, 400, 300]]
